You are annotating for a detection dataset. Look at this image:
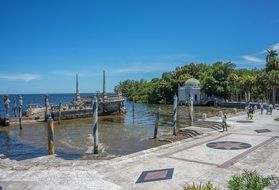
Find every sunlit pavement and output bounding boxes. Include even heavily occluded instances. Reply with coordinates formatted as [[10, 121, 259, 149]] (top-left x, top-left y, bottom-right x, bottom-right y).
[[1, 110, 279, 190]]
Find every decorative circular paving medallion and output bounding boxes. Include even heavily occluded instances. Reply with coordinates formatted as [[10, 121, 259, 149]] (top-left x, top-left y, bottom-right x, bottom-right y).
[[206, 141, 252, 150]]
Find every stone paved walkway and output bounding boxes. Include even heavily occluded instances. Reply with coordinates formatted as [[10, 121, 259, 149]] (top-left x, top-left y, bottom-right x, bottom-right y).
[[1, 110, 279, 190]]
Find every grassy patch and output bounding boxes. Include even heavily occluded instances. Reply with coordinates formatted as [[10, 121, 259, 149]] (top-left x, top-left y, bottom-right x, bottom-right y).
[[274, 118, 279, 121], [228, 170, 274, 190], [184, 181, 220, 190]]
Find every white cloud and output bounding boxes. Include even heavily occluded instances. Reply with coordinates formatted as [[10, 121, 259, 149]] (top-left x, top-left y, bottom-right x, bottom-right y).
[[270, 43, 279, 51], [240, 55, 265, 64], [0, 73, 41, 81], [108, 65, 173, 74], [260, 43, 279, 54], [50, 71, 101, 77]]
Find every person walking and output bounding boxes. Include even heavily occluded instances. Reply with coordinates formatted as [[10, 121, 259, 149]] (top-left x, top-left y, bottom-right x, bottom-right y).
[[248, 106, 254, 119], [222, 113, 228, 132]]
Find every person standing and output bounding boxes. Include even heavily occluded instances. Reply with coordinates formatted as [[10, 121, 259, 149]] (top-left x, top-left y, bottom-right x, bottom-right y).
[[260, 102, 264, 115], [270, 104, 273, 115]]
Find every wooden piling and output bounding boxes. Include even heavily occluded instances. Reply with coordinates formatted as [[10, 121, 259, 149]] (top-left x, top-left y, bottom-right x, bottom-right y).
[[153, 107, 160, 139], [93, 96, 99, 154], [189, 98, 194, 126], [132, 97, 135, 118], [19, 106, 22, 130], [19, 96, 23, 130], [58, 102, 62, 125], [47, 116, 55, 155], [173, 94, 177, 135], [44, 95, 49, 122]]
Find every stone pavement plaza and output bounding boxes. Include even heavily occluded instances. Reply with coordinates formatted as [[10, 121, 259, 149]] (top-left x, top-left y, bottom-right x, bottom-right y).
[[1, 110, 279, 190]]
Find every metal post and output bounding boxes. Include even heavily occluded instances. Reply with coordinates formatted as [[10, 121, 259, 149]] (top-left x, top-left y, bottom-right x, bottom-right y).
[[47, 116, 55, 155], [153, 107, 160, 139], [18, 96, 23, 130], [92, 96, 99, 154], [173, 94, 177, 135], [58, 102, 62, 125]]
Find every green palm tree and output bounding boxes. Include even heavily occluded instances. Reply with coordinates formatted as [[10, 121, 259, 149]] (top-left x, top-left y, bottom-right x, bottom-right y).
[[228, 73, 239, 101], [267, 70, 279, 105], [239, 74, 256, 102], [266, 50, 278, 62]]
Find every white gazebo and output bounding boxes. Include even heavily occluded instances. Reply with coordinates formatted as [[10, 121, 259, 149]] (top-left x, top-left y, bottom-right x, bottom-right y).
[[178, 78, 201, 104]]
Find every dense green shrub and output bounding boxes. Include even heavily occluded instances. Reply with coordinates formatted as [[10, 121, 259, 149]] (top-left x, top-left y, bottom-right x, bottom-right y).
[[184, 181, 220, 190], [228, 170, 274, 190]]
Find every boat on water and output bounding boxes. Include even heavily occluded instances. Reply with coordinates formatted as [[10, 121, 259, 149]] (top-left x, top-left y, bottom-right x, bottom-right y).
[[26, 71, 126, 121], [49, 94, 125, 121]]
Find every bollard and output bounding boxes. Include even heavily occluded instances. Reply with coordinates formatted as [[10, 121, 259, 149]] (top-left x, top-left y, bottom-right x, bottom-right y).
[[47, 116, 55, 155], [92, 96, 99, 154], [58, 102, 62, 125], [173, 95, 177, 135], [153, 107, 160, 138], [202, 113, 207, 121]]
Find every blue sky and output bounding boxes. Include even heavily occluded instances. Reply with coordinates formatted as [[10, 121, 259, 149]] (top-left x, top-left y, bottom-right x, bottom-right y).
[[0, 0, 279, 94]]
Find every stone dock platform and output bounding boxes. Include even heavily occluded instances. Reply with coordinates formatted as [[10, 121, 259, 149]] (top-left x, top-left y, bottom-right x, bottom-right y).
[[1, 110, 279, 190]]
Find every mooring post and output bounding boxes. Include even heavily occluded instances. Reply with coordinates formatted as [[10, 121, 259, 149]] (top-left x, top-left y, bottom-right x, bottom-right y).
[[92, 96, 99, 154], [132, 97, 135, 118], [189, 97, 194, 126], [58, 102, 62, 125], [19, 96, 23, 130], [47, 116, 55, 155], [3, 95, 10, 126], [153, 107, 160, 139], [173, 94, 177, 135], [44, 95, 49, 122]]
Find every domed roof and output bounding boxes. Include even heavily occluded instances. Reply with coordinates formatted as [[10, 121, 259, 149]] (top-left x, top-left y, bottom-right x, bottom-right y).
[[184, 78, 200, 87]]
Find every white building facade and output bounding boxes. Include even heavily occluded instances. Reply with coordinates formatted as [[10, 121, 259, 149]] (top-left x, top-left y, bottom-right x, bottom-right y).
[[178, 78, 201, 105]]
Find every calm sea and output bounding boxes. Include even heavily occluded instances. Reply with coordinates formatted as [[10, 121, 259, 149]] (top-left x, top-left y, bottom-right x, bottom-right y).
[[0, 93, 94, 117], [0, 93, 227, 161]]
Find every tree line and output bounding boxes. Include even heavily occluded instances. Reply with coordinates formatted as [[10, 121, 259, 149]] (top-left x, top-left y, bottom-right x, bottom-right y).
[[114, 50, 279, 105]]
